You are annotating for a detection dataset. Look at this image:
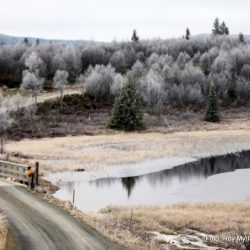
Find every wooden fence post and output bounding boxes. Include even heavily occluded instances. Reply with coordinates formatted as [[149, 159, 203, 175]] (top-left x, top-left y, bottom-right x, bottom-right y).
[[35, 162, 39, 186], [73, 189, 75, 207], [28, 174, 33, 190]]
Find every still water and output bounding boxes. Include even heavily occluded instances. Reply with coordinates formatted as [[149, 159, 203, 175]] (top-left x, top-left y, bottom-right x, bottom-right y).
[[47, 151, 250, 211]]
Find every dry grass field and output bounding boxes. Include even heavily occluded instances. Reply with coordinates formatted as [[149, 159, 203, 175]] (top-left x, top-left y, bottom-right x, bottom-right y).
[[3, 97, 250, 249], [5, 129, 250, 173], [85, 202, 250, 249], [0, 214, 7, 250], [44, 195, 250, 250]]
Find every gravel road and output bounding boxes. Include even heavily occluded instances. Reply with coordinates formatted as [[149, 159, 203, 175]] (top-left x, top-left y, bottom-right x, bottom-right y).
[[0, 181, 118, 250]]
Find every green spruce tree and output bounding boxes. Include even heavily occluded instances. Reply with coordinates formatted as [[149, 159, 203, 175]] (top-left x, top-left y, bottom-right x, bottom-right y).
[[239, 32, 245, 43], [212, 18, 229, 35], [212, 17, 221, 35], [23, 38, 29, 45], [185, 28, 191, 40], [109, 81, 144, 131], [205, 83, 220, 122], [220, 21, 229, 35], [131, 29, 139, 42]]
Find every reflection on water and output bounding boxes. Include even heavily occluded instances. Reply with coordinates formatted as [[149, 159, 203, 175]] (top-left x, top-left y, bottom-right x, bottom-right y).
[[51, 151, 250, 210], [122, 177, 138, 197]]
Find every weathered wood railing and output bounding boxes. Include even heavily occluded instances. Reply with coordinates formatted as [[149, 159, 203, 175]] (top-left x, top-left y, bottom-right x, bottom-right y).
[[0, 160, 39, 189]]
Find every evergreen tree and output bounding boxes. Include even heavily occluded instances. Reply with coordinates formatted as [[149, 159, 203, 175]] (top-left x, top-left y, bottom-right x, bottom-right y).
[[239, 32, 245, 43], [23, 38, 29, 45], [220, 21, 229, 35], [212, 18, 221, 35], [109, 81, 144, 131], [131, 29, 139, 42], [205, 83, 220, 122], [185, 28, 191, 40], [212, 18, 229, 35]]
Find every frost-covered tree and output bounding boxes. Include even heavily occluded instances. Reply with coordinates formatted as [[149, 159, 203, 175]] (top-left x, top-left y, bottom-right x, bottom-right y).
[[77, 74, 85, 93], [25, 52, 42, 72], [111, 73, 126, 97], [21, 52, 44, 104], [85, 64, 117, 102], [24, 98, 38, 121], [0, 93, 21, 153], [0, 110, 13, 153], [199, 52, 212, 75], [110, 50, 126, 72], [2, 32, 250, 109], [176, 52, 191, 70], [21, 70, 44, 104], [139, 69, 164, 114], [130, 60, 146, 81], [240, 64, 250, 80], [51, 54, 67, 73], [211, 51, 232, 74], [62, 45, 81, 81], [53, 70, 69, 106], [235, 77, 250, 103], [81, 45, 107, 70]]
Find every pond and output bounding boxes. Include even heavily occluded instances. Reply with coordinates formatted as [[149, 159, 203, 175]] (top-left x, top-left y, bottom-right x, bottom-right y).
[[46, 151, 250, 211]]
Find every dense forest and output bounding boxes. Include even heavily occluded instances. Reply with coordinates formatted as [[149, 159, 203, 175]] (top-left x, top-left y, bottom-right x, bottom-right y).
[[0, 28, 250, 113]]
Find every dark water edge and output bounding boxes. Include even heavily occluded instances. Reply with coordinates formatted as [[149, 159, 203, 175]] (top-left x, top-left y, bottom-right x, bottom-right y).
[[48, 151, 250, 210]]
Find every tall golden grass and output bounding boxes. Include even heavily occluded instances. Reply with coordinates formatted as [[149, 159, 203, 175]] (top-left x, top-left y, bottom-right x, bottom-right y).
[[44, 194, 250, 249], [86, 202, 250, 249], [6, 129, 250, 173]]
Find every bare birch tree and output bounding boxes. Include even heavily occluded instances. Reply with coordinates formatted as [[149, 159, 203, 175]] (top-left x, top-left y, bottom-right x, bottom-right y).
[[21, 52, 44, 104], [53, 70, 69, 107]]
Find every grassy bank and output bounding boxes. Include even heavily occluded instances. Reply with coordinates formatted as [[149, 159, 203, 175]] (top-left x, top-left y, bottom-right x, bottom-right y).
[[5, 94, 250, 172], [43, 195, 250, 250], [0, 214, 7, 250], [6, 92, 250, 140], [83, 203, 250, 249], [6, 129, 250, 173]]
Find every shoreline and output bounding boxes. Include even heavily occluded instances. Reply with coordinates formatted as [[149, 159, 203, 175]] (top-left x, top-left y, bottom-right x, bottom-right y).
[[4, 124, 250, 249], [5, 129, 250, 174]]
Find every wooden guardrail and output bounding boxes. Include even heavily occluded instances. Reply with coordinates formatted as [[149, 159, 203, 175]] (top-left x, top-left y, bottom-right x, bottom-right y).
[[0, 161, 39, 189]]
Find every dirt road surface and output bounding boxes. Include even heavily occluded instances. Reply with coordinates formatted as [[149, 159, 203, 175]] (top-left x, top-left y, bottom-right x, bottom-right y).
[[19, 88, 81, 108], [0, 180, 117, 250]]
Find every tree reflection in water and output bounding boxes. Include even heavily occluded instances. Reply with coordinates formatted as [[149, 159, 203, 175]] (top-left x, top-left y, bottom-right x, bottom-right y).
[[91, 151, 250, 197], [121, 177, 138, 197]]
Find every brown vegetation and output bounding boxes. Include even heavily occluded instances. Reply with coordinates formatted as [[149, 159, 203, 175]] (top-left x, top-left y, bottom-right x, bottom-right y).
[[5, 91, 250, 141], [0, 213, 7, 250], [6, 129, 250, 173], [86, 203, 250, 249], [42, 194, 250, 250], [8, 94, 112, 140]]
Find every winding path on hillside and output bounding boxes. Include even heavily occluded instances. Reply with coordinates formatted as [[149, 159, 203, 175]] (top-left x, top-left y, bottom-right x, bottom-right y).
[[19, 88, 81, 107], [0, 180, 117, 250]]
